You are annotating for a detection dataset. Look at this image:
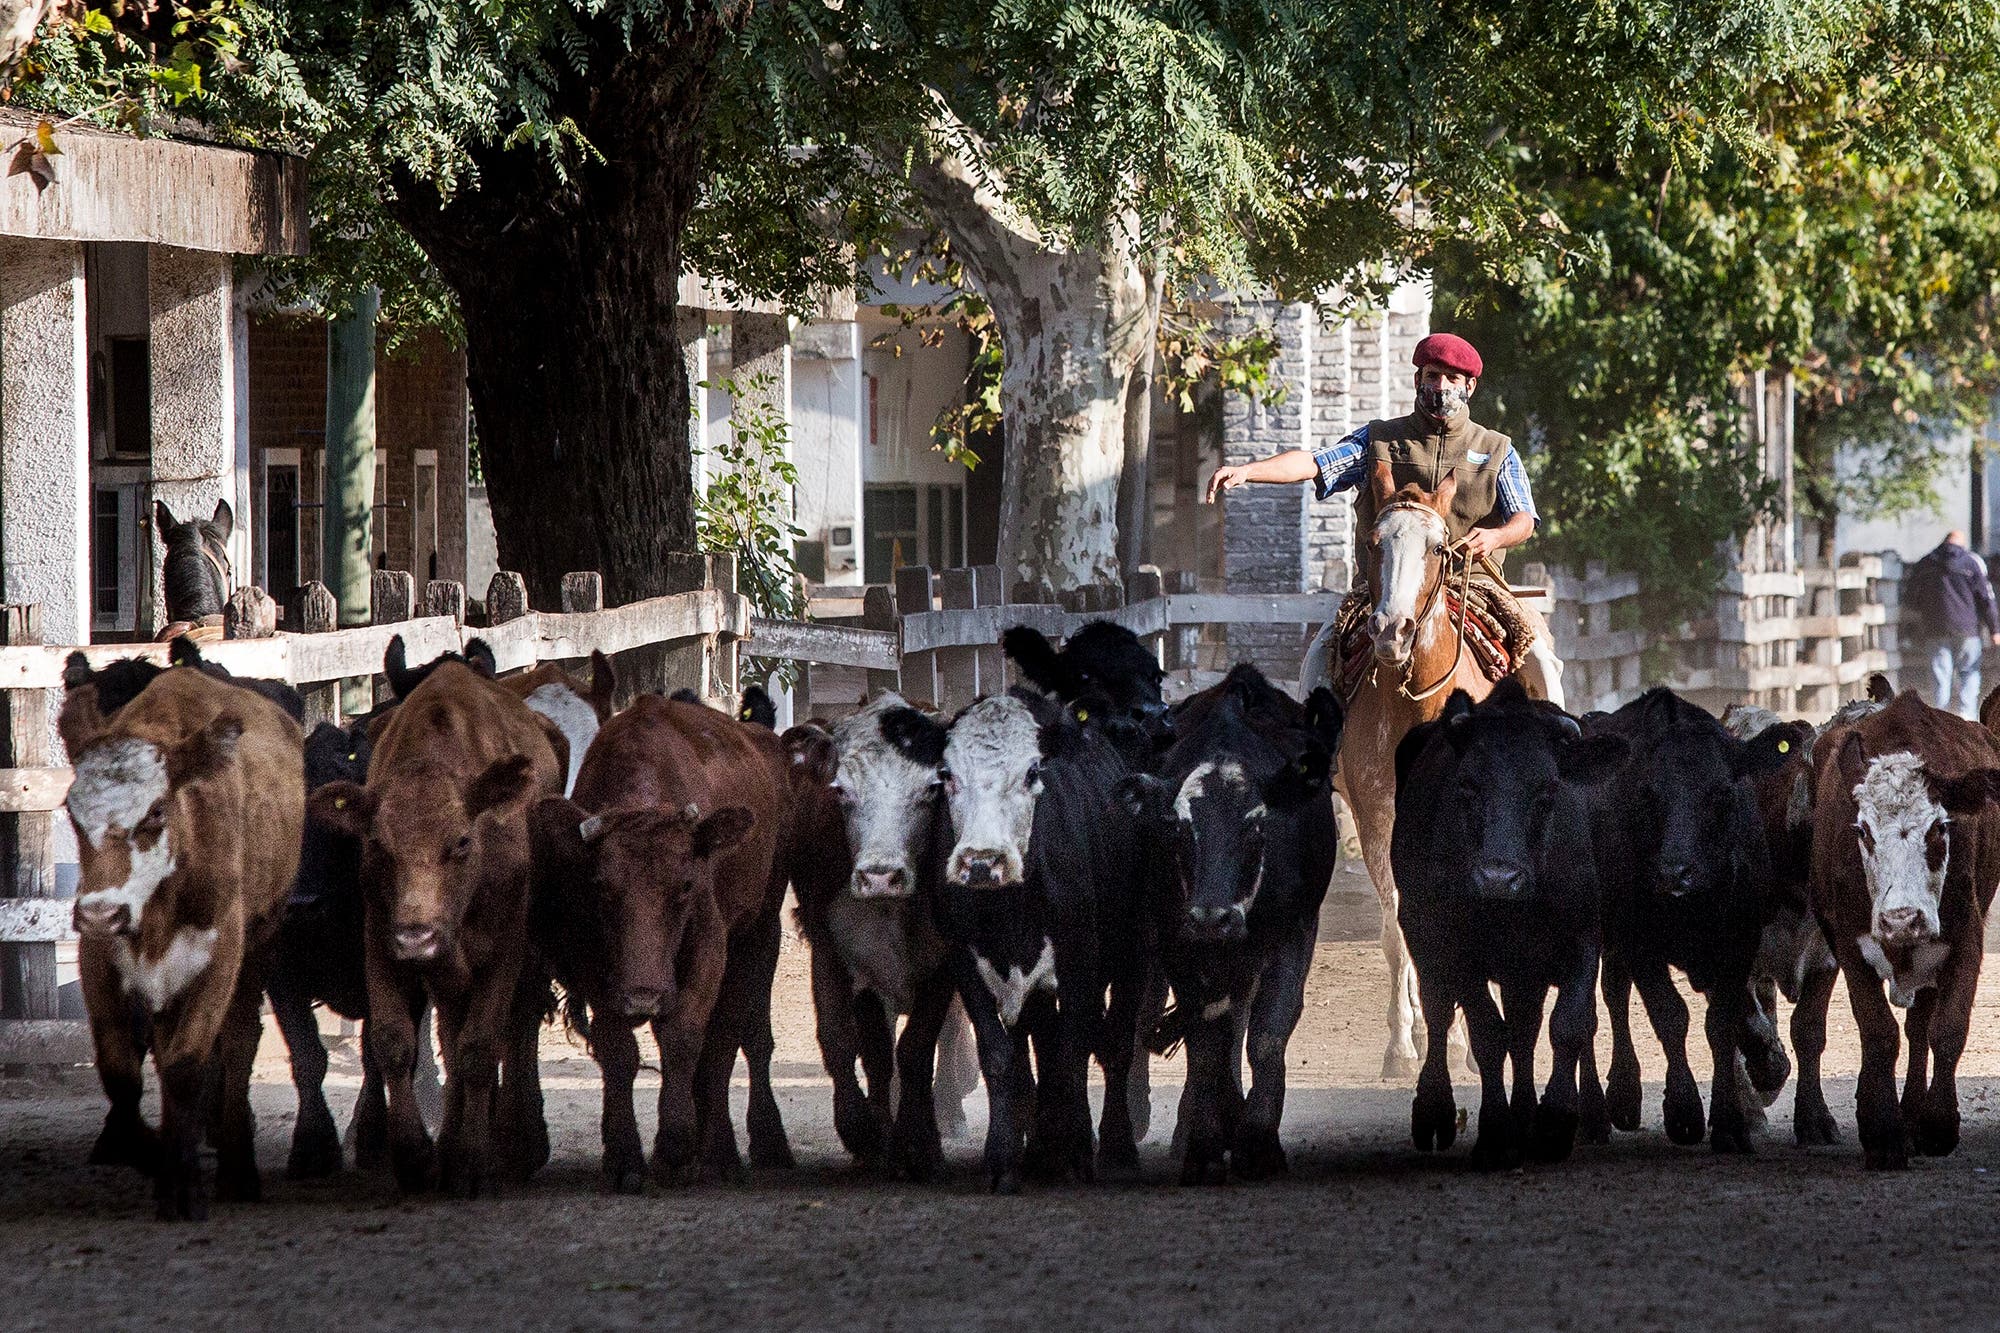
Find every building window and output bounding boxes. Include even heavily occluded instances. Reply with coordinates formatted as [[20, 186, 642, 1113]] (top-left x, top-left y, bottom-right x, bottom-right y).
[[864, 483, 964, 583], [89, 471, 146, 636]]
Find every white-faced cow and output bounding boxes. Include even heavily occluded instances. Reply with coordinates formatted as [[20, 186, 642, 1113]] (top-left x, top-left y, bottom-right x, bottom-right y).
[[938, 688, 1146, 1192], [66, 666, 303, 1220], [308, 661, 566, 1196], [784, 695, 972, 1178], [1116, 665, 1343, 1183], [529, 694, 796, 1190], [1391, 681, 1626, 1169], [1811, 690, 2000, 1168], [1579, 688, 1806, 1153]]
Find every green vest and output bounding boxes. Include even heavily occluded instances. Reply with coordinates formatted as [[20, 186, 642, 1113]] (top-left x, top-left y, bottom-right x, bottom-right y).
[[1358, 413, 1514, 541]]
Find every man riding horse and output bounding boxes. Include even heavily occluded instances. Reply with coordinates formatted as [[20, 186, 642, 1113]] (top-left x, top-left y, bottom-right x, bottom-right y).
[[1205, 332, 1563, 706]]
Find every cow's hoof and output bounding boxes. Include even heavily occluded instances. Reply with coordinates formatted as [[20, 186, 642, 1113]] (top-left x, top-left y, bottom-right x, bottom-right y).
[[1863, 1142, 1911, 1171], [1469, 1118, 1521, 1172], [89, 1119, 159, 1176], [155, 1179, 209, 1223], [1577, 1108, 1612, 1146], [514, 1118, 552, 1179], [1179, 1150, 1226, 1186], [1527, 1107, 1577, 1164], [1663, 1087, 1706, 1147], [1914, 1109, 1961, 1158], [390, 1145, 435, 1195], [990, 1166, 1022, 1196], [1411, 1091, 1458, 1153], [1231, 1127, 1288, 1181], [1605, 1065, 1642, 1133], [214, 1161, 262, 1203], [749, 1136, 796, 1172], [1709, 1121, 1754, 1155], [609, 1168, 646, 1196], [1127, 1084, 1152, 1146], [1794, 1106, 1840, 1147], [286, 1117, 343, 1181], [1381, 1047, 1421, 1082], [834, 1103, 885, 1163]]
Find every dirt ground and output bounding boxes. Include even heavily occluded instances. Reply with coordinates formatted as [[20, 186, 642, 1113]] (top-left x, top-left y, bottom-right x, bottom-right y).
[[8, 868, 2000, 1331]]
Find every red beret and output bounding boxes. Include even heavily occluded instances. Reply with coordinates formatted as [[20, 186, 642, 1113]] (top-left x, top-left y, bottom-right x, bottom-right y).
[[1412, 333, 1483, 378]]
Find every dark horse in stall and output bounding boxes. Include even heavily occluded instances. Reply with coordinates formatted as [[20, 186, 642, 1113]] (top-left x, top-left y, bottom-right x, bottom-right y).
[[153, 499, 234, 639]]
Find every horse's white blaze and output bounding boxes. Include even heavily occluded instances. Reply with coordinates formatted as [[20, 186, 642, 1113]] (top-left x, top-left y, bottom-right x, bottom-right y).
[[1372, 506, 1447, 643], [116, 925, 219, 1011], [974, 938, 1057, 1028], [523, 683, 599, 797], [67, 740, 177, 922], [1852, 751, 1952, 1005]]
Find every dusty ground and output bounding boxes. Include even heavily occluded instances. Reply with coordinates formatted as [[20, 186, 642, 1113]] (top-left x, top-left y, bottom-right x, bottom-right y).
[[8, 869, 2000, 1331]]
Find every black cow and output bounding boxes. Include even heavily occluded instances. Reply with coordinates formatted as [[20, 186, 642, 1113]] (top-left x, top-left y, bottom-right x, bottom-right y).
[[167, 637, 306, 723], [1117, 665, 1343, 1183], [384, 635, 496, 698], [1392, 681, 1626, 1168], [1582, 689, 1804, 1152], [939, 687, 1147, 1191], [1002, 621, 1167, 754], [60, 643, 305, 727]]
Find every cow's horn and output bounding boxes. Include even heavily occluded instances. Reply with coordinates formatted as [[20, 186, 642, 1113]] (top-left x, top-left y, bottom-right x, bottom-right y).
[[682, 802, 700, 819], [1554, 713, 1581, 740], [578, 814, 607, 842]]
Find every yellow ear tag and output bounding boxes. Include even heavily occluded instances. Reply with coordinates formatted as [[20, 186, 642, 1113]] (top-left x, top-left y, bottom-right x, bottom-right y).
[[333, 797, 347, 809], [1777, 740, 1790, 754]]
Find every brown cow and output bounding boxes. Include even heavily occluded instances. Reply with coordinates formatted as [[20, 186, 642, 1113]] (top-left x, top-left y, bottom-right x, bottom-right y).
[[309, 661, 566, 1196], [1810, 690, 2000, 1168], [497, 652, 615, 797], [530, 694, 795, 1189], [64, 667, 303, 1219]]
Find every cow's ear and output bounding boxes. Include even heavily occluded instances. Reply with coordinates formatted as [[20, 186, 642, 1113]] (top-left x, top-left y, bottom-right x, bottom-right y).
[[466, 753, 538, 819], [1441, 689, 1477, 748], [880, 706, 948, 767], [308, 780, 375, 839], [168, 635, 205, 669], [692, 806, 754, 860], [1869, 673, 1895, 705], [1933, 768, 2000, 815], [383, 634, 415, 697], [1394, 721, 1439, 789], [527, 795, 589, 868], [208, 499, 234, 542], [1836, 731, 1869, 793], [1001, 626, 1072, 697], [588, 650, 616, 719], [167, 715, 243, 786], [1555, 734, 1628, 786], [1264, 743, 1333, 809], [1733, 722, 1807, 779], [783, 725, 838, 787], [1115, 773, 1172, 823], [62, 651, 94, 692], [464, 638, 498, 677], [57, 687, 107, 754], [1305, 687, 1345, 752]]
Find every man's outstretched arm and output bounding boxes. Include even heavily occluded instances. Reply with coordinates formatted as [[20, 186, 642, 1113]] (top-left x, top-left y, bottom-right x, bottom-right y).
[[1205, 449, 1320, 502]]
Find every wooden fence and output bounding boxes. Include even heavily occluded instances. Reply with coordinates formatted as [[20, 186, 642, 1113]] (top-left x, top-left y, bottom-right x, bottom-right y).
[[1530, 553, 1902, 719], [0, 559, 1340, 1066]]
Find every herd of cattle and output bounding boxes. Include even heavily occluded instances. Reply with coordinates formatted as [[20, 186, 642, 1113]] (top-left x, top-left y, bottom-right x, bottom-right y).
[[45, 618, 2000, 1219]]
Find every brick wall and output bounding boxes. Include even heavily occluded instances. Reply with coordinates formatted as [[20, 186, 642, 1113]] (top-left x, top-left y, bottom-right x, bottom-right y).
[[1219, 300, 1311, 676], [247, 316, 468, 603]]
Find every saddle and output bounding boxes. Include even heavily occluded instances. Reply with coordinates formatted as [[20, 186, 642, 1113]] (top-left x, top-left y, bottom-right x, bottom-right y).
[[1326, 561, 1540, 703]]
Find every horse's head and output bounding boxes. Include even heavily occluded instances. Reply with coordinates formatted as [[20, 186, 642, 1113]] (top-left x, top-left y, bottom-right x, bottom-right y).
[[154, 500, 234, 622], [1366, 474, 1454, 668]]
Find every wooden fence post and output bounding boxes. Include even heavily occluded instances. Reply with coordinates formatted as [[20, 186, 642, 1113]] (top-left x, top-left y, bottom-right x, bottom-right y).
[[709, 554, 739, 704], [1, 604, 55, 1063], [425, 579, 467, 627], [486, 571, 530, 626], [1127, 565, 1165, 669], [936, 568, 979, 713], [224, 586, 277, 639], [298, 581, 340, 727], [972, 565, 1005, 699], [371, 570, 416, 706], [1164, 570, 1198, 671], [863, 584, 900, 702], [895, 566, 939, 708]]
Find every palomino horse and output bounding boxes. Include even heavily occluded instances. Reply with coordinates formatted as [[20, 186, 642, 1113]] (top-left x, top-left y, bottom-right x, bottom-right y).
[[153, 499, 234, 640], [1320, 473, 1495, 1079]]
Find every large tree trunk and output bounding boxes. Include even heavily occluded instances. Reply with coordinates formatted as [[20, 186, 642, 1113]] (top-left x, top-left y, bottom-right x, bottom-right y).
[[389, 16, 725, 608], [911, 155, 1153, 600]]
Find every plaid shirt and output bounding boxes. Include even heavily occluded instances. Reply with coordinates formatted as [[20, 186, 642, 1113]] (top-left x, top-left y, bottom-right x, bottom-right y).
[[1311, 424, 1538, 525]]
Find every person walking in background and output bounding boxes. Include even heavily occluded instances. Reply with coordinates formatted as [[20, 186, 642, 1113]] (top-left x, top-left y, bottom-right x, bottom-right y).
[[1902, 529, 2000, 717]]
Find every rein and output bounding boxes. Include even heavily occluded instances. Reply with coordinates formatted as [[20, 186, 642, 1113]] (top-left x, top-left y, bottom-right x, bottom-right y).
[[1372, 499, 1473, 704]]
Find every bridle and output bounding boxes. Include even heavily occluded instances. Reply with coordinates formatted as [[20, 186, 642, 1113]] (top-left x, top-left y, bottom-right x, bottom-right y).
[[1371, 498, 1472, 704]]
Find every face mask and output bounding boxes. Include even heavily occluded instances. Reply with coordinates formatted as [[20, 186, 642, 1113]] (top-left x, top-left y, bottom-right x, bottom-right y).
[[1417, 381, 1471, 422]]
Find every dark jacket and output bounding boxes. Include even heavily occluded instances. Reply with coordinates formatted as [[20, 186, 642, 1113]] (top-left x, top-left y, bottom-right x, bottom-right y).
[[1908, 541, 2000, 639]]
